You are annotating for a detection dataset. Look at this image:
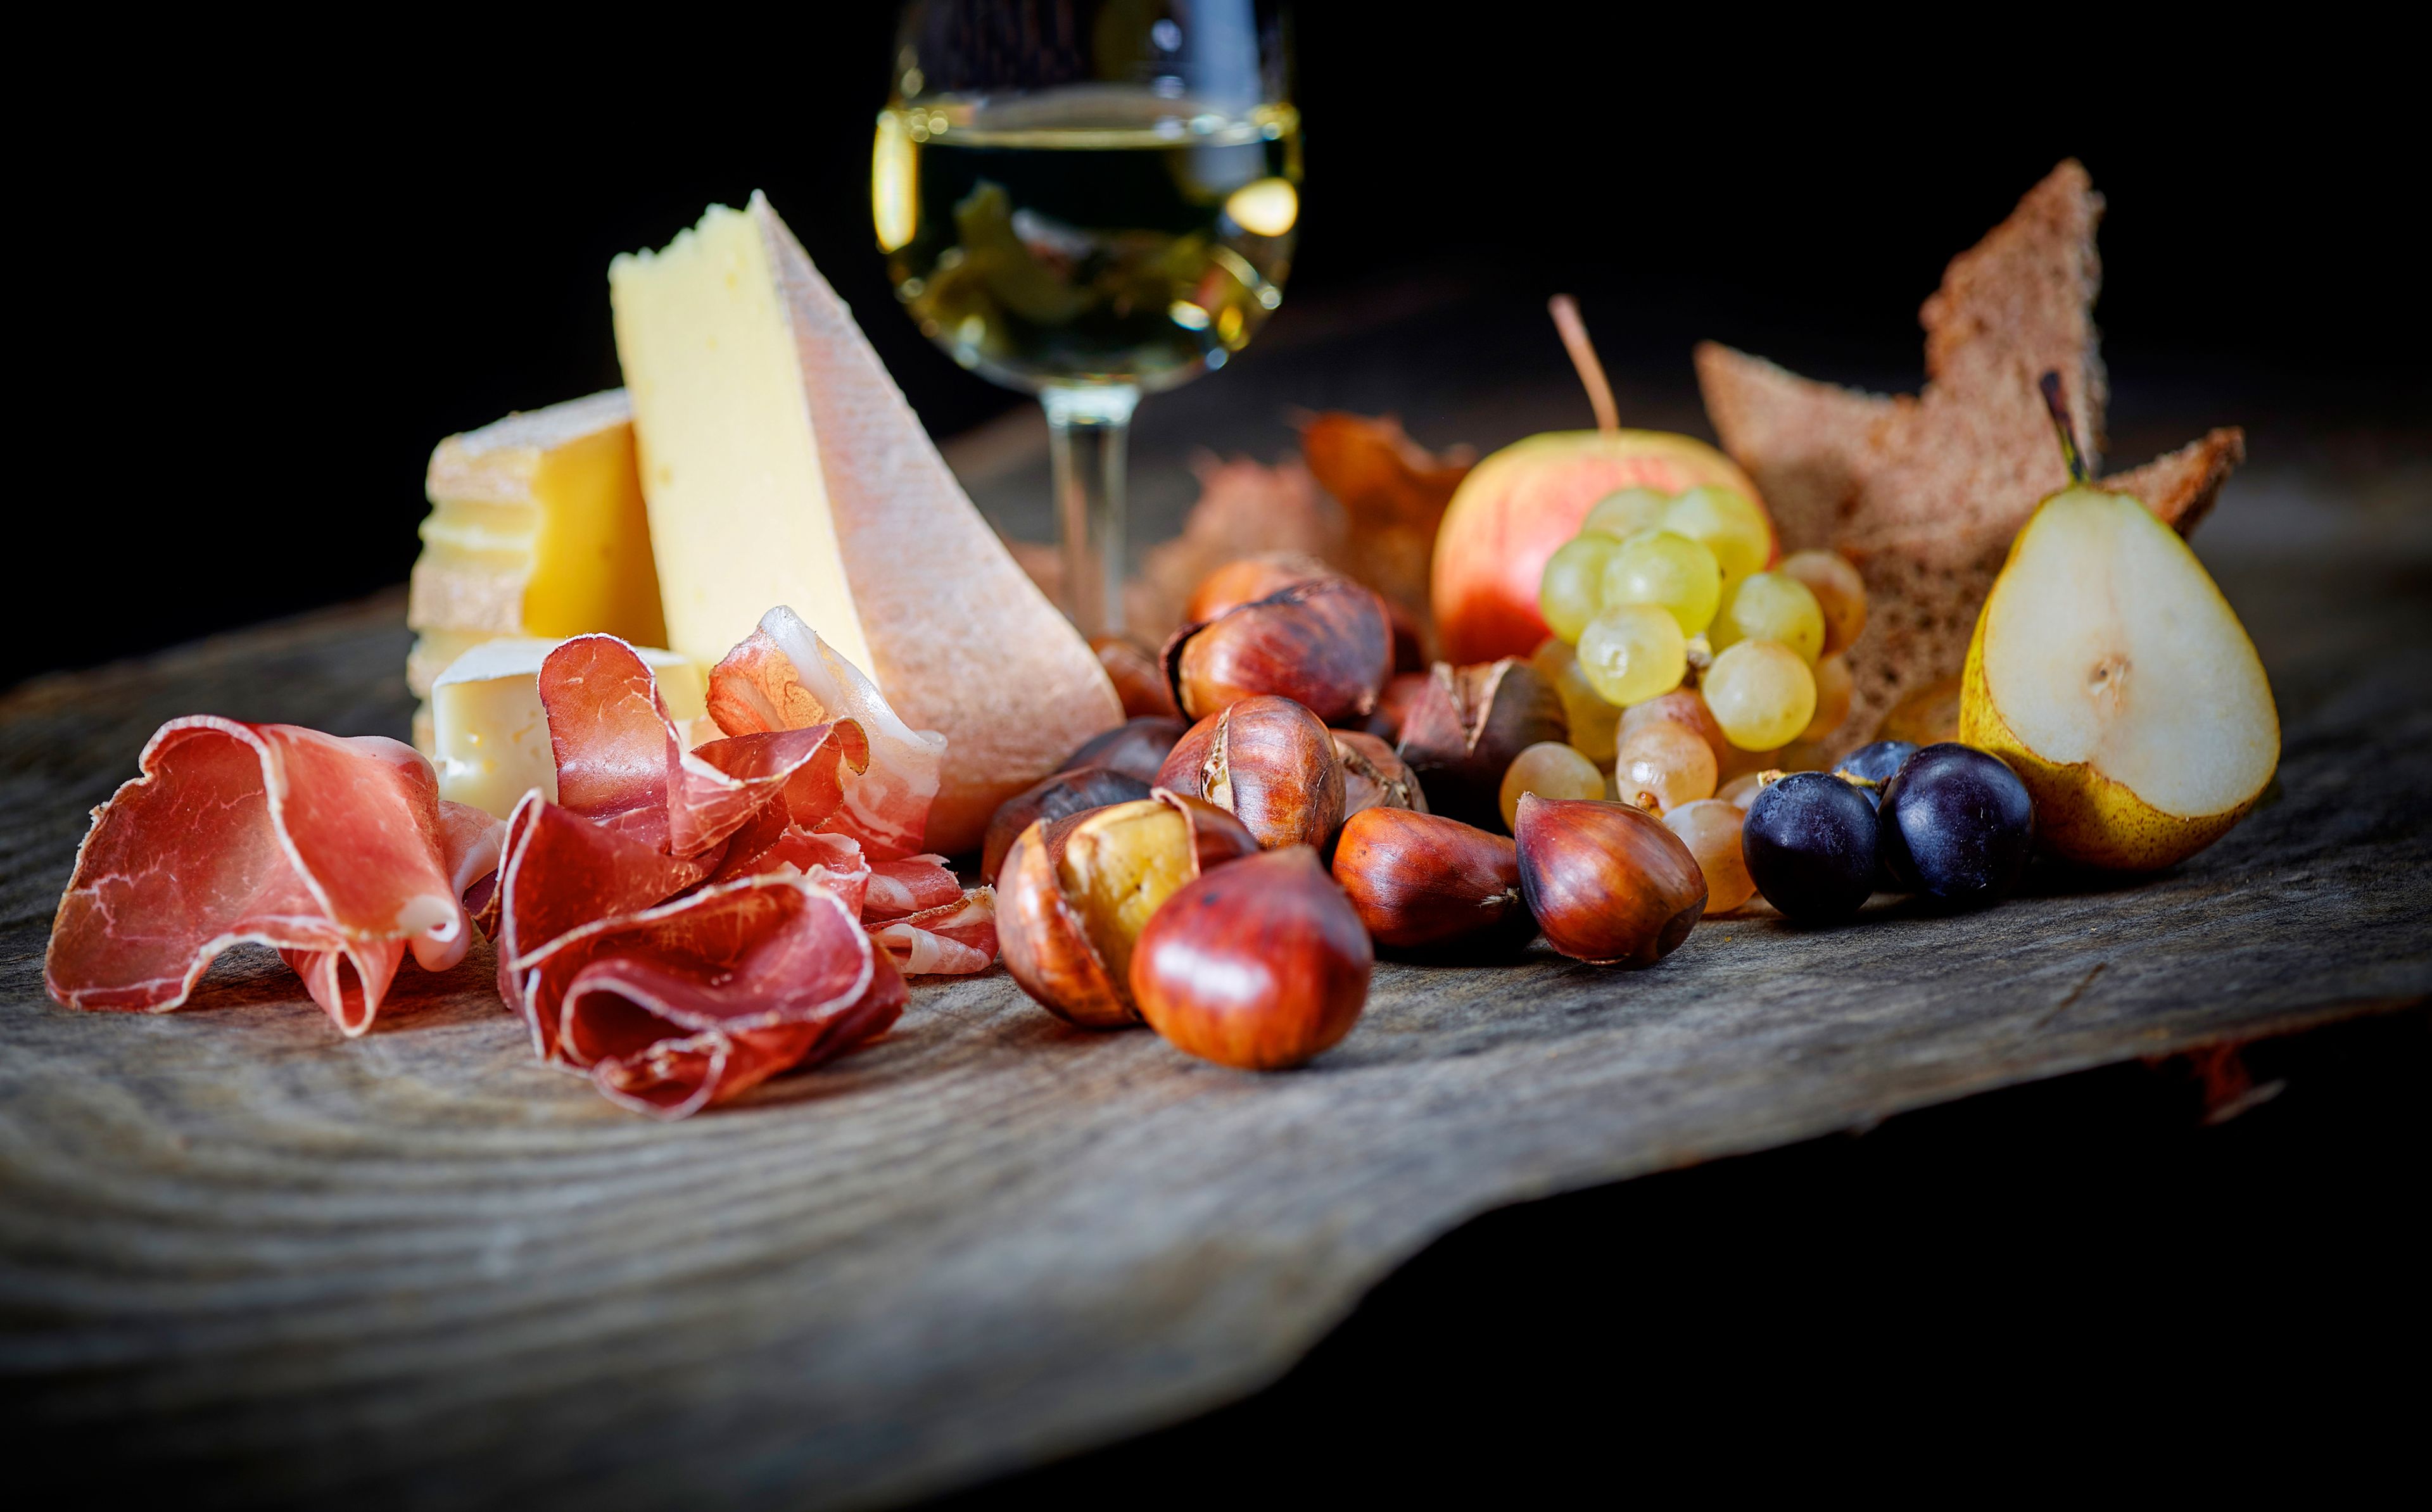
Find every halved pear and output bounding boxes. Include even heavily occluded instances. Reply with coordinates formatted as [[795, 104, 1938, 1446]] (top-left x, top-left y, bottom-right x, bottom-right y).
[[1960, 486, 2277, 870]]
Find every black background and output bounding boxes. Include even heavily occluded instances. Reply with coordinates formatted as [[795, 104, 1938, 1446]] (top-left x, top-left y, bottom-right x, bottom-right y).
[[10, 13, 2421, 688]]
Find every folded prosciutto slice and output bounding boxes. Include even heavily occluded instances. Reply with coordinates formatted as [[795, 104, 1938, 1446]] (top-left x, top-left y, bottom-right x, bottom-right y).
[[707, 607, 945, 861], [45, 719, 502, 1035]]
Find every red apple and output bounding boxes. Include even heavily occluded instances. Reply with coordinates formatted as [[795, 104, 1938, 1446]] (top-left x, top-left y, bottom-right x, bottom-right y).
[[1430, 430, 1771, 665]]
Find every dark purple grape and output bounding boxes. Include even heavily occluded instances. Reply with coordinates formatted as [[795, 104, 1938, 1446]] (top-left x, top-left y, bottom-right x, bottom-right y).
[[1832, 740, 1919, 810], [1742, 771, 1880, 923], [1878, 744, 2036, 906]]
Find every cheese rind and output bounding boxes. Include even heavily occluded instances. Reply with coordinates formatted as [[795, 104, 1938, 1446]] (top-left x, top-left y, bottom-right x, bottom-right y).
[[609, 193, 1122, 853], [431, 638, 706, 820]]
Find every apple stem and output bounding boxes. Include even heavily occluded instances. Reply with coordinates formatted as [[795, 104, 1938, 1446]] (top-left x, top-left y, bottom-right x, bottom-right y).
[[1550, 295, 1619, 436], [2039, 370, 2088, 485]]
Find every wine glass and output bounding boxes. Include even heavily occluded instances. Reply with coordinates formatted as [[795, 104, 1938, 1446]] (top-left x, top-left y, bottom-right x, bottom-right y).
[[873, 0, 1299, 638]]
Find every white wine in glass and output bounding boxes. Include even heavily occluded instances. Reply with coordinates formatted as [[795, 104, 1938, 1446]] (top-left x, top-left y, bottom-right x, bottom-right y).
[[874, 1, 1298, 636]]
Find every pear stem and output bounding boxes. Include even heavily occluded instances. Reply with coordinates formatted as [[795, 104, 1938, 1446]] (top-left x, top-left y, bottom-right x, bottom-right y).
[[2039, 370, 2088, 485], [1550, 294, 1619, 436]]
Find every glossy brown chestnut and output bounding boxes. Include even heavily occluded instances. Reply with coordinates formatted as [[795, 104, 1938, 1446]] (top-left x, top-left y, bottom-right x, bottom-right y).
[[1058, 715, 1190, 785], [1163, 577, 1394, 725], [1089, 635, 1181, 719], [1512, 795, 1707, 967], [996, 792, 1260, 1028], [1395, 659, 1567, 831], [1155, 695, 1347, 851], [1129, 846, 1374, 1069], [1184, 551, 1335, 626], [1332, 730, 1427, 821], [1330, 807, 1531, 954], [1364, 671, 1432, 743], [982, 766, 1153, 883]]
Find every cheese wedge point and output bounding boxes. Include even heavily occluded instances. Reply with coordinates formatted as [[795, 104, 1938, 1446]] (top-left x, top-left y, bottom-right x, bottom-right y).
[[431, 638, 706, 821], [609, 193, 1122, 853]]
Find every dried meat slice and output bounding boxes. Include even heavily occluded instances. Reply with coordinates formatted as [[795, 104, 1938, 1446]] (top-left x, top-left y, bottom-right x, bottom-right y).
[[523, 874, 904, 1118], [45, 719, 495, 1035], [541, 633, 868, 858], [863, 854, 965, 923], [707, 607, 943, 860], [868, 889, 998, 977]]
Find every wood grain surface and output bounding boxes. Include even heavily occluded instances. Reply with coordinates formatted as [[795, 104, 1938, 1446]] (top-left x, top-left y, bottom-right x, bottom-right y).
[[4, 437, 2428, 1507]]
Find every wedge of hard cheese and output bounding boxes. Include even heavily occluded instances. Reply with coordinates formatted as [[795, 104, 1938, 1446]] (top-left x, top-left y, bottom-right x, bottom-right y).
[[609, 193, 1121, 854], [431, 637, 706, 820], [408, 391, 670, 750]]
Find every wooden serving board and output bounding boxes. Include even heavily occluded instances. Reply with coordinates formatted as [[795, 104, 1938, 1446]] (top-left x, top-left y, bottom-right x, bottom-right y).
[[5, 453, 2429, 1506]]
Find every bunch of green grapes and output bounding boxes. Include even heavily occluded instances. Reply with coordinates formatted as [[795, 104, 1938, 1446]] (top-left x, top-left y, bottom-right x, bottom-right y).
[[1533, 487, 1873, 797]]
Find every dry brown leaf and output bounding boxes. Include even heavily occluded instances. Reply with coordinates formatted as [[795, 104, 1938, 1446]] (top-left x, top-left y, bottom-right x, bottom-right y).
[[1296, 412, 1474, 646]]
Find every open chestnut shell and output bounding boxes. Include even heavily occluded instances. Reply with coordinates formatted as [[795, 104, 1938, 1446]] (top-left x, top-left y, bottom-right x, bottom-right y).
[[1162, 576, 1393, 725], [1364, 671, 1432, 743], [1333, 730, 1426, 821], [1155, 695, 1347, 852], [1395, 659, 1567, 831], [1130, 845, 1374, 1070], [1058, 715, 1190, 786], [982, 765, 1153, 885], [997, 791, 1260, 1029], [1331, 807, 1531, 955], [1513, 795, 1707, 966]]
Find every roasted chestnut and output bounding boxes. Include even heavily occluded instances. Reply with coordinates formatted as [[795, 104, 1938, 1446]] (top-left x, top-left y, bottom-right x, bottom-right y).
[[1364, 671, 1432, 743], [1184, 551, 1335, 626], [997, 792, 1260, 1028], [1330, 807, 1531, 955], [1333, 730, 1426, 821], [1130, 845, 1374, 1069], [1513, 795, 1707, 967], [983, 766, 1154, 883], [1163, 577, 1393, 725], [1089, 635, 1181, 719], [1156, 695, 1347, 852], [1395, 659, 1567, 831], [1058, 715, 1190, 786]]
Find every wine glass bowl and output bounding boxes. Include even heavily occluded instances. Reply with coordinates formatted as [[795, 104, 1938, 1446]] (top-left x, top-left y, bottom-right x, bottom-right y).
[[875, 1, 1297, 635]]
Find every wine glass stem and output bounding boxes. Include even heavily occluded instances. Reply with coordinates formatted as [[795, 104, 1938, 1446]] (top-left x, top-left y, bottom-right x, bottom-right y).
[[1042, 383, 1139, 639]]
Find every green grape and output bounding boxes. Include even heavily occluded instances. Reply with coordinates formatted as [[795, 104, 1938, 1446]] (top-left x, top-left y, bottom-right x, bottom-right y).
[[1662, 485, 1771, 583], [1599, 529, 1722, 636], [1499, 741, 1606, 829], [1537, 535, 1619, 644], [1703, 640, 1817, 750], [1554, 656, 1622, 764], [1710, 570, 1825, 664], [1580, 486, 1672, 541], [1575, 603, 1687, 707]]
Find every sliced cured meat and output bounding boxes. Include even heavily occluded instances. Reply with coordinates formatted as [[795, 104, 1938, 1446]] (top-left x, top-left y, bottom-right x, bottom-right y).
[[708, 817, 871, 914], [868, 889, 999, 977], [707, 607, 944, 860], [45, 718, 495, 1036], [863, 854, 965, 923], [540, 633, 870, 859], [526, 874, 904, 1119]]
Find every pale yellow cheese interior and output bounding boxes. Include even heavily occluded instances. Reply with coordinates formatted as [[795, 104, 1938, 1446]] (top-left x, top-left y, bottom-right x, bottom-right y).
[[607, 210, 873, 677], [430, 637, 706, 820], [407, 390, 669, 752]]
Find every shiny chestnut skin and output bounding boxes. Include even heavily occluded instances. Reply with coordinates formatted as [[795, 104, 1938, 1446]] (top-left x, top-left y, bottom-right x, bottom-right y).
[[997, 792, 1260, 1029], [1156, 695, 1347, 852], [1184, 551, 1335, 626], [1333, 730, 1426, 821], [1090, 636, 1182, 719], [1364, 671, 1432, 743], [1163, 577, 1394, 725], [1395, 659, 1567, 832], [1058, 716, 1190, 786], [983, 766, 1153, 883], [1130, 845, 1374, 1069], [1514, 795, 1707, 966], [1331, 807, 1531, 955]]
